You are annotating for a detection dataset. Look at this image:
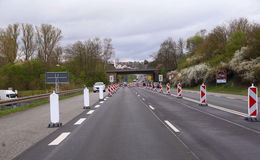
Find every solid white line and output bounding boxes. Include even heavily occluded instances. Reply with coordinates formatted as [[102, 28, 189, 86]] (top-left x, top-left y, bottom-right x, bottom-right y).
[[95, 105, 100, 108], [164, 120, 180, 133], [48, 132, 70, 146], [74, 118, 86, 125], [227, 96, 236, 100], [183, 97, 247, 117], [87, 110, 95, 115], [149, 105, 155, 110]]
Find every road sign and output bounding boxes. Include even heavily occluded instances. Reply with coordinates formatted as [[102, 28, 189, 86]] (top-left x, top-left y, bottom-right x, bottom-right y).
[[216, 71, 227, 84], [109, 75, 114, 83], [45, 72, 69, 84], [159, 74, 163, 82]]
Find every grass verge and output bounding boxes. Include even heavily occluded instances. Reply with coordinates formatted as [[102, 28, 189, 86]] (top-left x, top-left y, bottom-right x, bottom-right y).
[[183, 82, 259, 96], [0, 92, 82, 117]]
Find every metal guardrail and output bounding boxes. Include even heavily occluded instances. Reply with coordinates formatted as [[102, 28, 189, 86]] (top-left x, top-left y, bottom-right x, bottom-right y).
[[0, 88, 83, 107]]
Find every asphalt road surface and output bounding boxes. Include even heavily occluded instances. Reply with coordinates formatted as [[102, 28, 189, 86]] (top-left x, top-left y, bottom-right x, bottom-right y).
[[14, 87, 260, 160]]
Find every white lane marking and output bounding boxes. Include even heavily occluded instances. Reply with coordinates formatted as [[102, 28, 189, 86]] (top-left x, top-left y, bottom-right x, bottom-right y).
[[142, 98, 145, 101], [87, 110, 95, 115], [74, 118, 86, 125], [95, 105, 100, 108], [183, 97, 247, 117], [164, 120, 180, 133], [100, 101, 104, 104], [138, 95, 140, 97], [227, 96, 236, 100], [48, 132, 70, 146], [149, 105, 155, 110]]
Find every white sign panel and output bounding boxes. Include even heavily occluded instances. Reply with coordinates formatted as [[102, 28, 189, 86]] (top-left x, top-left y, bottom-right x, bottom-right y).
[[109, 75, 114, 83], [159, 74, 163, 82]]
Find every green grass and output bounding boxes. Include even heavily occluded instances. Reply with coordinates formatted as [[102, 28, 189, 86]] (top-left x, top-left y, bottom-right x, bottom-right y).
[[0, 92, 83, 117], [184, 82, 259, 96], [18, 90, 49, 97]]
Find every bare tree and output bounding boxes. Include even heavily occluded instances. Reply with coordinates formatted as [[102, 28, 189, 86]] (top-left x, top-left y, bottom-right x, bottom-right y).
[[52, 46, 63, 65], [36, 24, 62, 64], [21, 24, 36, 61], [0, 24, 20, 64], [177, 38, 185, 56], [102, 38, 114, 68]]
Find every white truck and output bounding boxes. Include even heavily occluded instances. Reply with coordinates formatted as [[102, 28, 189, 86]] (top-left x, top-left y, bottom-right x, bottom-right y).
[[0, 90, 18, 101]]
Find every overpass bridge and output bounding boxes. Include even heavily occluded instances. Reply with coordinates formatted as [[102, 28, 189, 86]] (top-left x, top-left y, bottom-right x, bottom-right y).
[[106, 69, 159, 82]]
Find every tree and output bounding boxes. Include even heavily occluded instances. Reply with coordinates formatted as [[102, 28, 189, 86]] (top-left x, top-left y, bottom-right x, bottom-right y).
[[102, 38, 114, 67], [21, 24, 36, 61], [0, 24, 20, 64], [36, 24, 62, 65], [153, 38, 178, 70], [177, 38, 185, 56], [186, 35, 203, 53]]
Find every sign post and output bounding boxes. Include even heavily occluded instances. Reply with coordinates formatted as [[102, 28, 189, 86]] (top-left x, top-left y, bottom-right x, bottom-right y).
[[159, 74, 163, 82], [45, 72, 69, 93], [109, 75, 114, 83]]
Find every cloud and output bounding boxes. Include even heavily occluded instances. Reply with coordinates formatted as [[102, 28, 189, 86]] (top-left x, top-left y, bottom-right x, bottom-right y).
[[0, 0, 260, 61]]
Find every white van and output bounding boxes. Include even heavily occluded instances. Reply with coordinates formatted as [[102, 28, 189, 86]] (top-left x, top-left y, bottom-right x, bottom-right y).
[[0, 90, 18, 101]]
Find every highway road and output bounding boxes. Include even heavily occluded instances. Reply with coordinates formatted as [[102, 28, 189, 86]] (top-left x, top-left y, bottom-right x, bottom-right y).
[[14, 86, 260, 160]]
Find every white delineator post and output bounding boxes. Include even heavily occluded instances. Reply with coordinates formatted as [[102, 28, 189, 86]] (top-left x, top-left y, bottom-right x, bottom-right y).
[[245, 84, 258, 121], [99, 86, 104, 101], [177, 83, 182, 98], [200, 83, 207, 106], [83, 88, 90, 109], [49, 91, 62, 127]]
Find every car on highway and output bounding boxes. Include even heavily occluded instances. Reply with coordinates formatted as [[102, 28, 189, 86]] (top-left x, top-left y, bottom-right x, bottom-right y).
[[93, 82, 106, 92], [0, 89, 18, 101]]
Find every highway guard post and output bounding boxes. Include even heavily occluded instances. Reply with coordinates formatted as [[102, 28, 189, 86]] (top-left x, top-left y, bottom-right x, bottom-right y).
[[177, 83, 182, 98], [83, 87, 90, 109], [245, 84, 258, 121], [200, 83, 207, 106], [48, 91, 62, 128], [99, 86, 104, 101]]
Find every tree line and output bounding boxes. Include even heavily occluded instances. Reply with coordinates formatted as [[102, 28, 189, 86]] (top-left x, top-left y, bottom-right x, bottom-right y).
[[150, 18, 260, 86], [0, 24, 114, 90]]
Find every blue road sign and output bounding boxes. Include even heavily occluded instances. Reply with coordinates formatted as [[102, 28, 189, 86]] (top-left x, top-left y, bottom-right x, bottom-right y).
[[45, 72, 69, 84]]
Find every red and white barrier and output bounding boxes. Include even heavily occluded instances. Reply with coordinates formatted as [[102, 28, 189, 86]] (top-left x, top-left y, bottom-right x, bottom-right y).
[[166, 83, 171, 95], [150, 83, 153, 90], [200, 83, 207, 105], [177, 83, 182, 98], [159, 83, 163, 93], [108, 85, 112, 96], [246, 84, 258, 121], [153, 83, 157, 92]]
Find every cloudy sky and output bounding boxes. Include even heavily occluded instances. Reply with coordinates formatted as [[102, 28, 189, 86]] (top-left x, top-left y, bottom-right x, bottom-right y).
[[0, 0, 260, 61]]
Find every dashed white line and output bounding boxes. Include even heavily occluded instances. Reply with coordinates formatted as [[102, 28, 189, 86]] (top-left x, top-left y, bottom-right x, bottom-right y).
[[149, 105, 155, 110], [100, 101, 104, 104], [74, 118, 86, 125], [142, 98, 145, 101], [138, 95, 140, 97], [164, 120, 180, 133], [48, 132, 70, 146], [87, 110, 95, 115], [95, 105, 100, 108]]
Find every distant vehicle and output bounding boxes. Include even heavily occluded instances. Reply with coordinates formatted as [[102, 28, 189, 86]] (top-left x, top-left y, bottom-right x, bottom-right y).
[[93, 82, 106, 92], [0, 90, 18, 101], [123, 82, 128, 87]]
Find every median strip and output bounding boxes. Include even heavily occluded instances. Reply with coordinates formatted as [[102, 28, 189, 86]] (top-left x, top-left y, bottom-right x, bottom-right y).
[[164, 120, 180, 133], [48, 132, 70, 146], [74, 118, 86, 125]]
